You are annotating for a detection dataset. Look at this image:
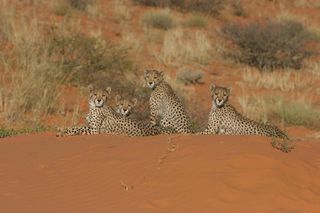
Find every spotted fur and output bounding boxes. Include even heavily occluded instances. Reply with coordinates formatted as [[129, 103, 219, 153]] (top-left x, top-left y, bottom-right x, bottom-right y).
[[114, 94, 137, 117], [203, 84, 288, 139], [57, 86, 162, 137], [144, 69, 193, 134]]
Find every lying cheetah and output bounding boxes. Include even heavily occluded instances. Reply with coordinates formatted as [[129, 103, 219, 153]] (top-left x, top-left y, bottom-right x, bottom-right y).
[[144, 69, 193, 134], [114, 94, 137, 117], [57, 85, 109, 136], [57, 86, 162, 137], [202, 84, 288, 139]]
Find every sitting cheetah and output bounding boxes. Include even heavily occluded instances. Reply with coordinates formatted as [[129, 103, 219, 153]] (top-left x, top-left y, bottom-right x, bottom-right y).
[[144, 69, 193, 134], [202, 84, 288, 139], [114, 94, 137, 117], [57, 86, 162, 137]]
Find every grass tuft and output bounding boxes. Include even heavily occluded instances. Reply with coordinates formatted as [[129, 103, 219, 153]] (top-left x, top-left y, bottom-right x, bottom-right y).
[[134, 0, 226, 16], [183, 14, 207, 28], [141, 10, 174, 30], [276, 100, 320, 128]]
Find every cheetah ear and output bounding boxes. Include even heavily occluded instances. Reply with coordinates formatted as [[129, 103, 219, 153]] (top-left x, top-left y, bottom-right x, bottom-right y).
[[105, 87, 111, 95], [144, 70, 150, 77], [158, 70, 164, 78], [132, 98, 138, 107], [227, 87, 231, 95], [115, 94, 121, 103], [88, 84, 94, 92], [210, 83, 216, 92]]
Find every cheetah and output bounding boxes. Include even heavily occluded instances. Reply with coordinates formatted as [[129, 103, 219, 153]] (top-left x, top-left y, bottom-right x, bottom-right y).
[[57, 86, 162, 137], [57, 85, 109, 136], [202, 84, 288, 139], [114, 94, 137, 117], [144, 69, 193, 134]]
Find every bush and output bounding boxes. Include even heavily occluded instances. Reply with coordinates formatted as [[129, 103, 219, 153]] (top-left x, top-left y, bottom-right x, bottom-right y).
[[68, 0, 95, 10], [133, 0, 161, 6], [141, 10, 174, 30], [0, 126, 48, 138], [51, 1, 71, 16], [48, 31, 133, 85], [231, 0, 246, 17], [276, 100, 320, 129], [134, 0, 225, 16], [0, 128, 20, 138], [183, 14, 207, 28], [222, 20, 317, 70]]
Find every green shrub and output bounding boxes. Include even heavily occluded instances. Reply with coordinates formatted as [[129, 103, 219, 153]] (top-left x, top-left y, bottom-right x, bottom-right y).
[[182, 0, 225, 16], [0, 125, 47, 138], [48, 31, 133, 85], [68, 0, 95, 10], [133, 0, 161, 6], [231, 0, 246, 17], [134, 0, 225, 16], [183, 14, 207, 28], [141, 10, 174, 30], [276, 100, 320, 128], [52, 1, 71, 16], [0, 128, 20, 138], [222, 20, 317, 70]]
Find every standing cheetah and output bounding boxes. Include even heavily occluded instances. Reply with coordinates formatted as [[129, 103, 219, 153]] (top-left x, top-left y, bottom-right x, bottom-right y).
[[144, 69, 193, 134], [114, 94, 137, 117], [202, 84, 288, 139], [57, 86, 162, 137]]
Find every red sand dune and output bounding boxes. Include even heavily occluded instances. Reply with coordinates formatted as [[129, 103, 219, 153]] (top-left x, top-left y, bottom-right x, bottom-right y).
[[0, 131, 320, 212]]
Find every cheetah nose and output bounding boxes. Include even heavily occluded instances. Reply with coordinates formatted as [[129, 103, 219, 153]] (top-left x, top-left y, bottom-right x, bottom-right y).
[[148, 82, 153, 85], [97, 99, 102, 102]]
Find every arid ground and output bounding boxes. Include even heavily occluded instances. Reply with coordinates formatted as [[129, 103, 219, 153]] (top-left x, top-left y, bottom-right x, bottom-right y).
[[1, 0, 320, 212], [1, 127, 320, 212]]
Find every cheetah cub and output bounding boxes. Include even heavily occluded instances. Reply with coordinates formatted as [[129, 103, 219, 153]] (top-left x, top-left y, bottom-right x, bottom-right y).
[[57, 85, 112, 136], [57, 85, 162, 137], [114, 95, 137, 117], [202, 84, 288, 139], [144, 69, 193, 134]]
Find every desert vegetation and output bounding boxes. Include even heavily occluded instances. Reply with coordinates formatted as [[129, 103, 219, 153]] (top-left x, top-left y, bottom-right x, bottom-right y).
[[134, 0, 226, 16], [0, 0, 319, 139], [222, 20, 317, 70]]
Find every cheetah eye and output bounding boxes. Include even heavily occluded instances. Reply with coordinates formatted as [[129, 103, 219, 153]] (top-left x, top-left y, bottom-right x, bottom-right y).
[[215, 92, 218, 95], [94, 93, 97, 96]]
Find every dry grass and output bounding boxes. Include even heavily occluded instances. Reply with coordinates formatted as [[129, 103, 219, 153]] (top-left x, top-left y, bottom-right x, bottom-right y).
[[133, 0, 226, 16], [277, 99, 320, 128], [141, 9, 174, 30], [113, 0, 131, 22], [183, 13, 207, 28], [237, 95, 320, 129], [0, 1, 139, 128], [242, 67, 316, 92], [237, 96, 272, 123], [51, 0, 71, 16], [0, 5, 65, 125], [158, 28, 212, 65]]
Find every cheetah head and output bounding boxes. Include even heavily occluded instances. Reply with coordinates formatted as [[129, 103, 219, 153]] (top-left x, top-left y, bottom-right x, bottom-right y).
[[210, 84, 231, 108], [144, 69, 164, 89], [88, 85, 111, 108], [115, 95, 137, 117]]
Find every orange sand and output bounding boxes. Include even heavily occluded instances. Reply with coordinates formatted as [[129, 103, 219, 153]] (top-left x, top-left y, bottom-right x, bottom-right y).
[[0, 132, 319, 212]]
